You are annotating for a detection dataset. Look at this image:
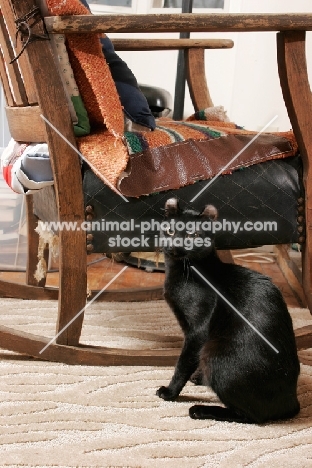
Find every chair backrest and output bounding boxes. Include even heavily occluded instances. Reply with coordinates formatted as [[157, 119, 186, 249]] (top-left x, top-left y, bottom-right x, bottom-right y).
[[0, 1, 48, 142], [1, 0, 88, 243], [1, 0, 131, 192]]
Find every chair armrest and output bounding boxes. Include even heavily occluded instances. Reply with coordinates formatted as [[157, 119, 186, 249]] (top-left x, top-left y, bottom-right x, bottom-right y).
[[44, 12, 312, 113], [111, 38, 234, 51], [44, 13, 312, 35]]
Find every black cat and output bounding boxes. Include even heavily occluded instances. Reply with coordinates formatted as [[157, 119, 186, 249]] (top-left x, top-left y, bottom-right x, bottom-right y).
[[156, 198, 300, 424]]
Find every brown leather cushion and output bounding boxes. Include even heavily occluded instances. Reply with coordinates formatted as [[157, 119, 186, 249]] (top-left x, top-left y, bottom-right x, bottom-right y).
[[83, 155, 303, 252], [120, 130, 297, 197]]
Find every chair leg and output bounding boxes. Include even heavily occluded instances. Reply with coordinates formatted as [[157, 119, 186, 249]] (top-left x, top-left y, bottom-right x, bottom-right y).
[[274, 245, 307, 308], [277, 31, 312, 352], [55, 229, 87, 346], [26, 196, 87, 346], [301, 245, 312, 316]]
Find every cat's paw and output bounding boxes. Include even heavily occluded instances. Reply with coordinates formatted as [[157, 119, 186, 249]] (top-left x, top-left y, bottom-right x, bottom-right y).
[[156, 386, 177, 401], [189, 405, 206, 419], [190, 370, 204, 386]]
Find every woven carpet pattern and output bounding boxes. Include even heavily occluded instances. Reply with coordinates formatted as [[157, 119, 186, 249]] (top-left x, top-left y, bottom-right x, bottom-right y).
[[124, 120, 228, 155], [124, 119, 298, 157], [0, 299, 311, 467]]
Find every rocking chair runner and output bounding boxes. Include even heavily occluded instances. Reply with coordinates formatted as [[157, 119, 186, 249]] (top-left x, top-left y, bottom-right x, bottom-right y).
[[0, 0, 312, 365]]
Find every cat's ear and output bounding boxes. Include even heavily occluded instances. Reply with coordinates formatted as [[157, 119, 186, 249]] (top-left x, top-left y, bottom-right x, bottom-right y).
[[164, 198, 179, 217], [201, 204, 218, 220]]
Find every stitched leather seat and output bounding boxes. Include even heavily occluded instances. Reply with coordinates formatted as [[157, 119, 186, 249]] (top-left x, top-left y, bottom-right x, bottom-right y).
[[83, 155, 303, 253]]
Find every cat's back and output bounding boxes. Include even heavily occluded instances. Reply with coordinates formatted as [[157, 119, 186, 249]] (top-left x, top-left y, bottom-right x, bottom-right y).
[[205, 261, 298, 360], [207, 261, 293, 326], [213, 262, 287, 311]]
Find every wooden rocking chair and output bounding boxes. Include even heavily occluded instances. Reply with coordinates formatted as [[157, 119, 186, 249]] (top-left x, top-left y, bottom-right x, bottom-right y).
[[0, 0, 311, 365]]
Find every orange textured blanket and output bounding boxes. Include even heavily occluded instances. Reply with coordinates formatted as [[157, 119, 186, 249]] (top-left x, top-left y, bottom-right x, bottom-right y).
[[45, 0, 128, 187]]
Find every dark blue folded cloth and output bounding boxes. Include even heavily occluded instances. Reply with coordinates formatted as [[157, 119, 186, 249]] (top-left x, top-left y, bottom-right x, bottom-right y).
[[79, 0, 156, 130]]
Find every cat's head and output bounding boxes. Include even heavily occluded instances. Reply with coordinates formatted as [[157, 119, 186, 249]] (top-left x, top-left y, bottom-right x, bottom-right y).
[[160, 198, 218, 259]]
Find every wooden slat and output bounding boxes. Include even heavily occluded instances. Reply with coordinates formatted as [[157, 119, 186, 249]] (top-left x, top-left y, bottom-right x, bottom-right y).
[[0, 46, 13, 106], [277, 31, 312, 313], [0, 7, 28, 106], [112, 38, 234, 51], [185, 48, 213, 111], [32, 186, 59, 228], [298, 353, 312, 366], [295, 325, 312, 351], [45, 13, 312, 35], [0, 278, 164, 302], [0, 325, 179, 366], [0, 0, 38, 104], [274, 245, 306, 308], [5, 105, 47, 142], [0, 279, 58, 300], [0, 317, 309, 365]]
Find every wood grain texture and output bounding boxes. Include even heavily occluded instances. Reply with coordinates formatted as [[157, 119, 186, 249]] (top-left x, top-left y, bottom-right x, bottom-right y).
[[5, 106, 47, 142], [0, 6, 28, 106], [277, 31, 312, 317], [0, 0, 38, 104], [0, 279, 58, 300], [112, 38, 234, 51], [275, 245, 307, 308], [186, 48, 213, 110], [0, 324, 179, 366], [10, 0, 87, 347], [0, 278, 164, 302], [0, 296, 306, 366], [295, 325, 312, 350], [45, 13, 312, 34], [0, 45, 13, 106], [32, 186, 59, 227]]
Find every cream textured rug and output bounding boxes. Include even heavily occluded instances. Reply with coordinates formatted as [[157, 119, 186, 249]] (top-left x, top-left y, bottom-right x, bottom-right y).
[[0, 299, 311, 467]]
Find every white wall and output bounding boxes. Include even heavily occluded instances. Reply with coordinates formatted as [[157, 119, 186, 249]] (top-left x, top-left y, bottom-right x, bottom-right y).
[[229, 0, 312, 131], [114, 0, 312, 131]]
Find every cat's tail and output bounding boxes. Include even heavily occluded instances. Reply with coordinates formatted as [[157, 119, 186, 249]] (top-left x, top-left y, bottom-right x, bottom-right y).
[[189, 405, 254, 424], [189, 403, 300, 424]]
